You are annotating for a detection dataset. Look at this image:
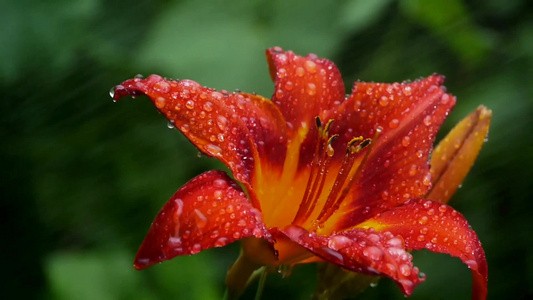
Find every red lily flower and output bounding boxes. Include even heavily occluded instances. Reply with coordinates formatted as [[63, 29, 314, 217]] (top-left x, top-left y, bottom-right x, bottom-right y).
[[112, 47, 490, 299]]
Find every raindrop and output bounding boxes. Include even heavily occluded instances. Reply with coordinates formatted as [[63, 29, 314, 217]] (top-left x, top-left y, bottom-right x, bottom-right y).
[[379, 96, 389, 107], [306, 83, 317, 96], [304, 60, 317, 73], [402, 136, 410, 147], [363, 246, 384, 260], [167, 121, 175, 129], [205, 144, 222, 156], [328, 235, 354, 250], [399, 264, 411, 276], [203, 101, 213, 112], [155, 97, 166, 109], [190, 243, 202, 254], [389, 119, 399, 129], [109, 87, 116, 99], [214, 237, 228, 247], [296, 67, 305, 77], [185, 100, 195, 109], [423, 115, 432, 126]]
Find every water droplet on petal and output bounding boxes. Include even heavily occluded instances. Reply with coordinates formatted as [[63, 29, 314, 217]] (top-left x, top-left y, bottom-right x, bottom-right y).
[[155, 97, 166, 109], [194, 209, 207, 228], [306, 83, 316, 96], [423, 115, 432, 126], [399, 264, 412, 276], [379, 96, 389, 107], [296, 67, 305, 77], [214, 237, 228, 247], [304, 60, 317, 73], [190, 243, 202, 254], [389, 119, 399, 129], [328, 235, 354, 250], [205, 144, 222, 156], [363, 246, 384, 260], [402, 136, 410, 147]]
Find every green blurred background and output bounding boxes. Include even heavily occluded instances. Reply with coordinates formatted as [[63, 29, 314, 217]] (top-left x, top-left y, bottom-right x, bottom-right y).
[[2, 0, 532, 299]]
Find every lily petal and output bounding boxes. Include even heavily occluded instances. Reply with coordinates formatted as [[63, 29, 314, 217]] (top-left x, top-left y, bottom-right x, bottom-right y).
[[358, 198, 488, 300], [324, 75, 456, 230], [427, 105, 492, 203], [134, 170, 267, 269], [112, 75, 288, 191], [277, 226, 424, 296], [266, 47, 345, 136]]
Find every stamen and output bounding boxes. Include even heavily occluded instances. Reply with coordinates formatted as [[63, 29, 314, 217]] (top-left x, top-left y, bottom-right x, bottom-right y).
[[316, 127, 382, 225], [299, 135, 338, 223], [293, 119, 336, 225]]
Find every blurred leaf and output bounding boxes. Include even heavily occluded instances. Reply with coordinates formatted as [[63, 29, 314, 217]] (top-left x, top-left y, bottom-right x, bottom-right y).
[[46, 249, 153, 300], [339, 0, 392, 33], [46, 248, 223, 300], [136, 0, 348, 95], [400, 0, 494, 65]]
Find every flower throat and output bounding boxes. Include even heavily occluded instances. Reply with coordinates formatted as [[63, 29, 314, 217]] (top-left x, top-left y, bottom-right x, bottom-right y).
[[292, 117, 381, 229]]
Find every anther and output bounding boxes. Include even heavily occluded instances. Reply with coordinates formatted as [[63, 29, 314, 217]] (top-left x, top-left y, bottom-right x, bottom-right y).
[[326, 135, 339, 157]]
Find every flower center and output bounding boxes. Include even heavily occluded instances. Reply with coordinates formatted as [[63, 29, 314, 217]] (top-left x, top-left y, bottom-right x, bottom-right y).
[[292, 117, 381, 230]]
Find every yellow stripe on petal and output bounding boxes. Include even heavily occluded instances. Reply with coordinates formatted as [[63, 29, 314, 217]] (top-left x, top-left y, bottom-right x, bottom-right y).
[[427, 106, 492, 203]]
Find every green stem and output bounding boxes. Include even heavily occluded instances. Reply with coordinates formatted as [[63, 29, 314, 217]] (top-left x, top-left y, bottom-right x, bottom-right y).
[[254, 269, 268, 300]]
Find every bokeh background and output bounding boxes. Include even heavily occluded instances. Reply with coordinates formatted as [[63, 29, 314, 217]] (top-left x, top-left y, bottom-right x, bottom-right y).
[[2, 0, 532, 299]]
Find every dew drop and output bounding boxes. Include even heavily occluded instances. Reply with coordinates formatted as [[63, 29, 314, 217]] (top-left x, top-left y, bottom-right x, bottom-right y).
[[399, 264, 411, 276], [154, 81, 170, 93], [389, 119, 399, 129], [109, 87, 116, 99], [306, 83, 316, 96], [402, 136, 410, 147], [379, 96, 389, 107], [205, 144, 222, 156], [180, 124, 190, 133], [194, 209, 208, 228], [203, 101, 213, 112], [423, 115, 432, 126], [418, 216, 428, 225], [214, 237, 228, 247], [185, 100, 195, 109], [304, 60, 317, 73], [216, 116, 228, 131], [387, 237, 403, 248], [409, 164, 418, 176], [328, 235, 354, 250], [190, 243, 202, 254], [167, 121, 175, 129], [284, 81, 294, 90], [278, 68, 287, 78], [155, 97, 166, 109], [296, 67, 305, 77], [363, 246, 384, 260]]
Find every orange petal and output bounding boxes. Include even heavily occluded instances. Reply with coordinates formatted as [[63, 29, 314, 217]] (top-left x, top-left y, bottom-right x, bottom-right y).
[[112, 75, 288, 192], [358, 198, 488, 300], [276, 226, 424, 296], [427, 105, 492, 203], [134, 170, 267, 269], [266, 47, 345, 135], [325, 75, 456, 230]]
